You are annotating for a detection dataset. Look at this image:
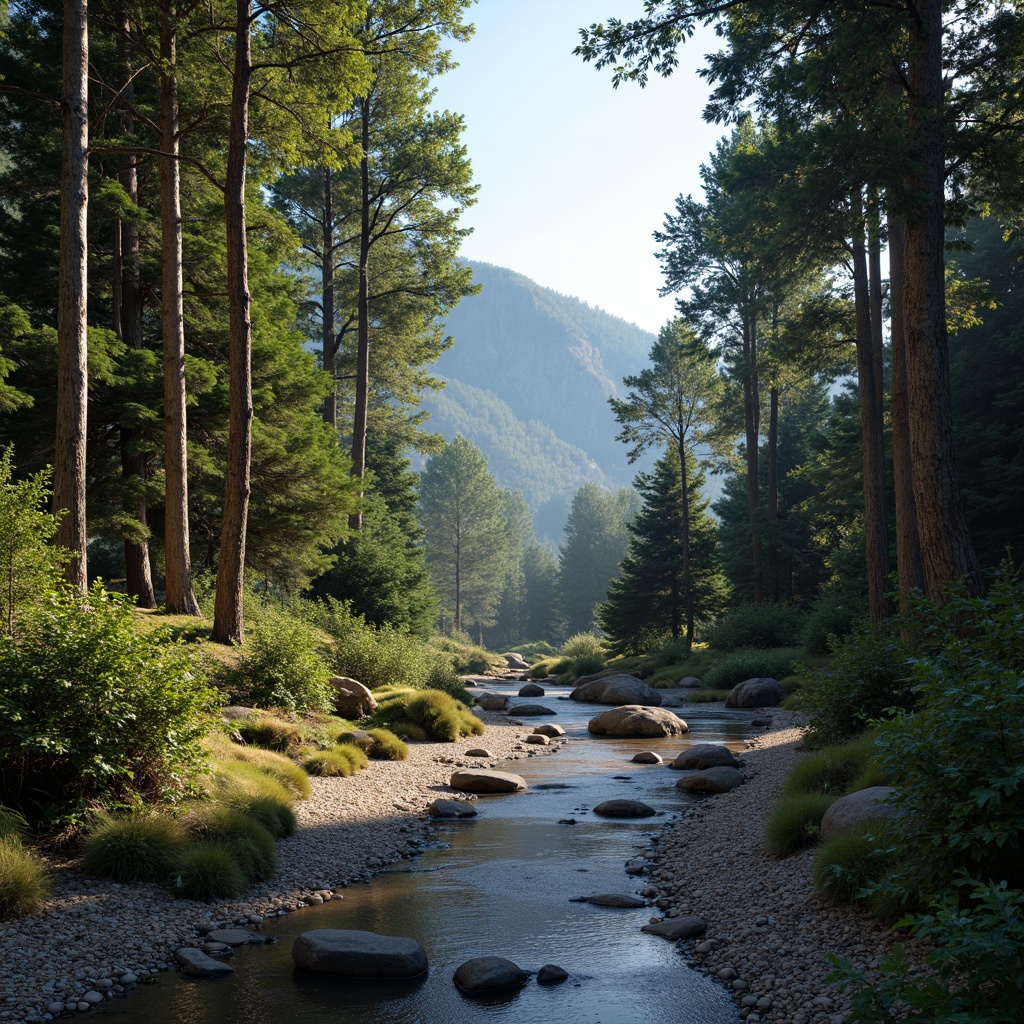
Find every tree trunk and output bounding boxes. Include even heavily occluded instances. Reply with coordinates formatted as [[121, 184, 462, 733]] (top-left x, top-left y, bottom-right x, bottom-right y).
[[851, 201, 892, 623], [55, 0, 89, 590], [743, 315, 762, 601], [679, 444, 693, 648], [159, 5, 200, 616], [117, 14, 155, 608], [350, 93, 372, 528], [903, 0, 984, 601], [767, 385, 780, 604], [321, 165, 337, 429], [887, 208, 924, 603], [212, 0, 254, 645]]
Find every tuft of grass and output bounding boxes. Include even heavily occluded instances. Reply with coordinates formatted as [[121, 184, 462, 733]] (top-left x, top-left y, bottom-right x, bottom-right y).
[[170, 842, 247, 900], [846, 759, 891, 793], [82, 813, 188, 882], [235, 796, 297, 839], [206, 732, 311, 799], [686, 689, 732, 703], [764, 793, 836, 857], [0, 837, 50, 919], [388, 720, 428, 742], [186, 806, 277, 883], [233, 714, 304, 753], [0, 806, 28, 842], [303, 743, 368, 777], [782, 692, 804, 711], [812, 826, 895, 904], [366, 728, 408, 761], [783, 733, 878, 797], [703, 647, 802, 690], [371, 689, 483, 742]]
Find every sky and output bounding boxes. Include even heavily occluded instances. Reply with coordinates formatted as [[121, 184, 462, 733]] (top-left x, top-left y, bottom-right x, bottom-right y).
[[431, 0, 728, 335]]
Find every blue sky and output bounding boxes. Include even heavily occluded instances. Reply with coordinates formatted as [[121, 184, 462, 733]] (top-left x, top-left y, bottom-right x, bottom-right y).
[[432, 0, 727, 334]]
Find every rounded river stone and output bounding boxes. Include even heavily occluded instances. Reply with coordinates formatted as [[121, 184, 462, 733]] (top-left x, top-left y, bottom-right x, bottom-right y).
[[292, 929, 428, 979], [453, 956, 529, 993]]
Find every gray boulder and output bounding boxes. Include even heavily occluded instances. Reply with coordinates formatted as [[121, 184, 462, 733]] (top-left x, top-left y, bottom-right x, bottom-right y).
[[292, 929, 428, 979], [593, 799, 657, 818], [518, 682, 545, 696], [570, 674, 663, 707], [584, 893, 646, 908], [464, 748, 494, 758], [641, 917, 708, 940], [525, 734, 550, 745], [474, 693, 510, 712], [669, 744, 739, 771], [450, 769, 528, 794], [725, 677, 783, 708], [329, 677, 378, 718], [820, 786, 902, 841], [674, 766, 745, 794], [175, 948, 235, 977], [204, 928, 261, 946], [588, 705, 688, 739], [632, 751, 663, 764], [678, 676, 703, 689], [337, 729, 373, 751], [533, 723, 565, 738], [505, 653, 530, 670], [453, 956, 529, 993], [536, 964, 569, 985], [427, 799, 478, 819], [513, 703, 555, 716]]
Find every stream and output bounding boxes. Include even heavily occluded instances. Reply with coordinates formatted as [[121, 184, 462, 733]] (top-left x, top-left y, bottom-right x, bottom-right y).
[[94, 682, 758, 1024]]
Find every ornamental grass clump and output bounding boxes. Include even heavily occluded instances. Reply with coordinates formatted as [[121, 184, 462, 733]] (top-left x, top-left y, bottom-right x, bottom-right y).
[[233, 714, 304, 753], [764, 793, 835, 858], [303, 743, 368, 778], [187, 805, 277, 883], [783, 732, 880, 797], [205, 732, 311, 800], [0, 806, 27, 842], [371, 688, 484, 742], [366, 728, 408, 761], [0, 837, 50, 919], [812, 825, 896, 905], [82, 813, 188, 883], [236, 796, 297, 839], [171, 842, 247, 901]]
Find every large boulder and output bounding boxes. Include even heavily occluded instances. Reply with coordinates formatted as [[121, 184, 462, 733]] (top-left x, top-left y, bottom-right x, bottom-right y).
[[513, 703, 554, 716], [533, 724, 565, 738], [427, 799, 479, 819], [292, 930, 427, 979], [724, 677, 783, 708], [329, 677, 378, 718], [504, 653, 530, 671], [453, 956, 529, 993], [669, 744, 739, 771], [518, 682, 545, 697], [588, 705, 688, 739], [674, 766, 745, 794], [450, 769, 528, 794], [474, 693, 510, 712], [593, 799, 657, 818], [570, 674, 663, 707], [820, 786, 903, 841]]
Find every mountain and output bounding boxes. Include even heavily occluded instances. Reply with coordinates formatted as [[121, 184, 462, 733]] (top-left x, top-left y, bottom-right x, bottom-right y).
[[424, 262, 657, 540]]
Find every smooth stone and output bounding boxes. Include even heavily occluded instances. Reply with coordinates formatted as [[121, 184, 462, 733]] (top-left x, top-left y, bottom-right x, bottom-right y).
[[724, 677, 783, 708], [524, 734, 550, 745], [820, 786, 903, 840], [536, 964, 569, 985], [518, 682, 545, 697], [674, 766, 745, 793], [533, 724, 566, 738], [174, 948, 235, 978], [474, 693, 510, 711], [450, 769, 527, 794], [292, 929, 428, 979], [570, 674, 663, 706], [669, 743, 739, 770], [632, 751, 663, 764], [640, 916, 708, 940], [593, 799, 657, 818], [464, 748, 494, 758], [513, 703, 555, 716], [585, 893, 647, 908], [588, 705, 688, 738], [205, 928, 258, 946], [453, 956, 529, 993], [338, 729, 373, 751], [679, 676, 703, 688], [505, 653, 530, 670], [427, 798, 479, 819]]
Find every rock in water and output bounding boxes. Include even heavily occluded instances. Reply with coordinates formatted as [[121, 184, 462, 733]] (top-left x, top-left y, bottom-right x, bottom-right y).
[[533, 723, 565, 737], [174, 948, 235, 977], [453, 956, 529, 993], [570, 674, 663, 706], [632, 751, 663, 764], [641, 917, 708, 940], [669, 744, 739, 770], [427, 799, 479, 819], [450, 769, 528, 794], [474, 693, 510, 711], [593, 799, 657, 818], [674, 766, 745, 793], [536, 964, 569, 985], [588, 705, 688, 738], [584, 893, 647, 908], [518, 682, 545, 696], [292, 929, 428, 979], [513, 703, 555, 716], [725, 677, 783, 708]]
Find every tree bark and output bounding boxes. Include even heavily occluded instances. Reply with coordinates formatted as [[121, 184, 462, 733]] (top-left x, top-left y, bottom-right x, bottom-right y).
[[903, 0, 984, 601], [742, 314, 762, 602], [212, 0, 254, 645], [321, 165, 337, 429], [55, 0, 89, 590], [159, 5, 200, 616], [679, 444, 693, 648], [767, 384, 780, 604], [350, 93, 372, 528]]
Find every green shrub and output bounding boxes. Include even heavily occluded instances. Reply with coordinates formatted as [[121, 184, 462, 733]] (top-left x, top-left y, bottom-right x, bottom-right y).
[[702, 648, 801, 690], [232, 613, 333, 714], [423, 657, 474, 706], [764, 793, 835, 857], [813, 825, 895, 904], [783, 733, 879, 797], [205, 732, 311, 800], [303, 743, 368, 777], [0, 837, 50, 919], [800, 591, 865, 656], [686, 688, 732, 703], [560, 632, 604, 660], [706, 602, 803, 651], [652, 636, 692, 668], [233, 714, 304, 753], [371, 688, 484, 742], [425, 634, 495, 675], [188, 806, 277, 882], [0, 806, 27, 842], [799, 623, 915, 746], [528, 656, 563, 679], [0, 583, 215, 823], [82, 813, 189, 882], [779, 675, 803, 695], [366, 728, 408, 761], [567, 654, 605, 680], [171, 842, 247, 900], [781, 692, 804, 711], [229, 795, 297, 839], [388, 721, 428, 742]]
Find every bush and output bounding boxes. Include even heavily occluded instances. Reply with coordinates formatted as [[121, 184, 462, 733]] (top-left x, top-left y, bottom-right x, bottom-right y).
[[205, 733, 311, 800], [705, 602, 804, 651], [0, 583, 215, 823], [560, 632, 604, 660], [686, 689, 732, 703], [371, 688, 484, 742], [233, 715, 304, 753], [764, 793, 835, 857], [232, 613, 333, 714], [366, 728, 408, 761], [423, 658, 474, 706], [230, 795, 297, 839], [783, 733, 879, 797], [0, 837, 50, 919], [528, 656, 566, 679], [170, 842, 247, 900], [800, 591, 865, 657], [566, 654, 605, 680], [82, 813, 188, 882], [187, 805, 277, 882], [703, 647, 801, 690], [303, 743, 368, 777], [426, 634, 495, 675], [813, 826, 895, 905]]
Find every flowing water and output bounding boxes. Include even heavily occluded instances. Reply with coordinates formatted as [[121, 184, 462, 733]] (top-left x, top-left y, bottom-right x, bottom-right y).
[[95, 683, 759, 1024]]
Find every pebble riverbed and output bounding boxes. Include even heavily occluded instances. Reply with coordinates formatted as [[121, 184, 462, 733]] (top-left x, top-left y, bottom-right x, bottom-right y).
[[0, 703, 924, 1024]]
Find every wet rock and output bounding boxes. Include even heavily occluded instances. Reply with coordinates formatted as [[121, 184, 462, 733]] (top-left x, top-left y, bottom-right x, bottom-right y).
[[518, 682, 545, 696], [533, 723, 566, 738], [724, 677, 783, 708], [427, 799, 479, 819], [570, 674, 663, 707], [474, 693, 510, 711], [205, 928, 259, 946], [174, 948, 235, 977], [453, 956, 529, 993], [449, 769, 528, 794], [588, 705, 688, 739], [513, 703, 555, 716], [584, 894, 647, 908], [674, 766, 745, 794], [640, 916, 708, 940], [632, 751, 663, 764], [536, 964, 569, 985], [524, 734, 550, 745], [593, 799, 657, 818], [669, 744, 739, 770], [292, 929, 428, 979]]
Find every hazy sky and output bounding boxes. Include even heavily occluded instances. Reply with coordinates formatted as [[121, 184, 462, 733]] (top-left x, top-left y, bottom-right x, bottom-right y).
[[432, 0, 727, 335]]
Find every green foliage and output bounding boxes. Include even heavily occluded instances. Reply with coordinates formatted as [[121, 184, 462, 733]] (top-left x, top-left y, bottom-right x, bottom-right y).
[[800, 623, 915, 746], [233, 714, 305, 753], [232, 611, 333, 714], [686, 688, 733, 703], [560, 632, 605, 660], [171, 842, 247, 901], [800, 590, 865, 656], [705, 602, 804, 651], [0, 836, 50, 919], [0, 805, 27, 842], [783, 733, 879, 797], [371, 688, 484, 742], [205, 734, 311, 801], [426, 634, 495, 675], [422, 657, 474, 706], [702, 647, 801, 690], [0, 583, 215, 823], [82, 814, 189, 883], [366, 728, 408, 761], [764, 793, 835, 857], [187, 805, 277, 883], [303, 743, 369, 778], [567, 654, 606, 680], [237, 797, 297, 839], [813, 826, 894, 905]]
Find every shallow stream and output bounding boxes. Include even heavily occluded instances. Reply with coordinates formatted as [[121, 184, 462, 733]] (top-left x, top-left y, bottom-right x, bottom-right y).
[[95, 683, 759, 1024]]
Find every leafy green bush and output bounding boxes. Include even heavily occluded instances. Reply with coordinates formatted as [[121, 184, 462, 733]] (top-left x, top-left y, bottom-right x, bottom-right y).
[[371, 688, 484, 742], [528, 656, 566, 679], [565, 654, 605, 680], [702, 647, 800, 690], [303, 743, 368, 777], [171, 842, 247, 900], [800, 591, 865, 656], [705, 602, 804, 651], [423, 657, 474, 706], [764, 793, 835, 857], [188, 805, 277, 882], [799, 624, 915, 746], [82, 813, 188, 882], [0, 583, 215, 823], [813, 825, 895, 905], [366, 728, 408, 761], [425, 634, 495, 675], [232, 613, 333, 714], [783, 733, 879, 797], [0, 836, 50, 919], [235, 796, 297, 839], [560, 632, 604, 660]]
